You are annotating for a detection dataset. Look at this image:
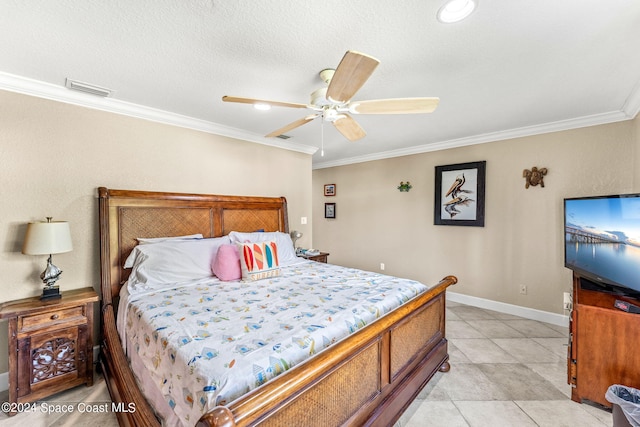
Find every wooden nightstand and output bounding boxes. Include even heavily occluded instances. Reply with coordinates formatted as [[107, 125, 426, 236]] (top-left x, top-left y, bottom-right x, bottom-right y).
[[300, 252, 330, 263], [0, 288, 99, 415]]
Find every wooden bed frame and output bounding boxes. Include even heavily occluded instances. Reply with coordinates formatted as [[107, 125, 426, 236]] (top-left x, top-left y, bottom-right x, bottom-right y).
[[97, 187, 457, 427]]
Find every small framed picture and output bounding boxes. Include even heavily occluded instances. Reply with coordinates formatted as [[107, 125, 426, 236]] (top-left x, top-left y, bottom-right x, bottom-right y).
[[324, 184, 336, 196], [324, 203, 336, 219]]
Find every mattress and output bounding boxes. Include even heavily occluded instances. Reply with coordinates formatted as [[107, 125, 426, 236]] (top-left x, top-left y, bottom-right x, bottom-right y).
[[120, 260, 430, 426]]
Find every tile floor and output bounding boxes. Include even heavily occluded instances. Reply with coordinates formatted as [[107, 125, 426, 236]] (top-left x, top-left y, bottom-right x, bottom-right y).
[[0, 370, 118, 426], [395, 301, 614, 427], [0, 301, 615, 426]]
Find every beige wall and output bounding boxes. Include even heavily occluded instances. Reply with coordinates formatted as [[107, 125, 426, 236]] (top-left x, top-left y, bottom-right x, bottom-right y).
[[0, 90, 313, 374], [312, 117, 639, 315]]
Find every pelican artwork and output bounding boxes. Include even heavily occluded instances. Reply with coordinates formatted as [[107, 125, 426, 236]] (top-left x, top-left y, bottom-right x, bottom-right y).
[[443, 172, 475, 219]]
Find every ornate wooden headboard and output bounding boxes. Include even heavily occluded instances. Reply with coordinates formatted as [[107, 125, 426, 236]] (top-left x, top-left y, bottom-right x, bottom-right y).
[[98, 187, 289, 304]]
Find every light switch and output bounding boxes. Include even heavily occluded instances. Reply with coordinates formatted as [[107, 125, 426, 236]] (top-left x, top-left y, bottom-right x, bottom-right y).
[[301, 217, 307, 224]]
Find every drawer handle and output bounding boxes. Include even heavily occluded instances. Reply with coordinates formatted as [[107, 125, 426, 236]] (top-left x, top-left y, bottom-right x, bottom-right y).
[[50, 314, 59, 320]]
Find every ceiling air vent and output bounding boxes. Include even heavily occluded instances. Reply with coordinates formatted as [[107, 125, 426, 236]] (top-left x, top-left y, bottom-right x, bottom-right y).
[[276, 134, 291, 140], [65, 78, 113, 97]]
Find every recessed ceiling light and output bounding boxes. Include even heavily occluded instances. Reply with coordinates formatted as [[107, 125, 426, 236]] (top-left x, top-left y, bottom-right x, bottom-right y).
[[253, 103, 271, 111], [437, 0, 477, 23]]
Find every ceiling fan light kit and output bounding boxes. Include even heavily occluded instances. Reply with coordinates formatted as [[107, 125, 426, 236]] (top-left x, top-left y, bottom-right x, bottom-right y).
[[222, 50, 439, 144]]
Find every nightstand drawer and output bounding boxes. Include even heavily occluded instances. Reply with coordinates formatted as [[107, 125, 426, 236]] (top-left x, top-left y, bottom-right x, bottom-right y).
[[19, 306, 85, 331]]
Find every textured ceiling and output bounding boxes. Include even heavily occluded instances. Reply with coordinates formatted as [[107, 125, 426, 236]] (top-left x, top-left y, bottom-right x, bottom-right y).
[[1, 0, 639, 168]]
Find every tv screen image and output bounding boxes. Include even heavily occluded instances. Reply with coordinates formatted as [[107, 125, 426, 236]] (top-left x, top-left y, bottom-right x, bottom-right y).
[[564, 194, 640, 297]]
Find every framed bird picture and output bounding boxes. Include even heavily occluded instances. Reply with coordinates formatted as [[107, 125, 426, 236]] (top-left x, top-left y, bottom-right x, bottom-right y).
[[434, 161, 486, 227]]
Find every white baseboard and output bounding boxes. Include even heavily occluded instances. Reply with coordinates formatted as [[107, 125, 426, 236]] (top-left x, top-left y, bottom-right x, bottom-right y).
[[0, 345, 100, 393], [447, 291, 570, 327]]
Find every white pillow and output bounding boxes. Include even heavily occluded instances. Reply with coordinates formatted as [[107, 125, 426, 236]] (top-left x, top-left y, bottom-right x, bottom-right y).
[[229, 231, 297, 265], [124, 236, 230, 292], [136, 234, 203, 244]]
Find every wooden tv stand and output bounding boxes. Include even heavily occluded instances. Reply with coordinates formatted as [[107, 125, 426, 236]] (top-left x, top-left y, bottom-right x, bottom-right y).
[[568, 272, 640, 407]]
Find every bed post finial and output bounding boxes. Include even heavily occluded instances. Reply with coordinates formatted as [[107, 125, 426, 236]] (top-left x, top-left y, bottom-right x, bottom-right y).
[[196, 406, 236, 427]]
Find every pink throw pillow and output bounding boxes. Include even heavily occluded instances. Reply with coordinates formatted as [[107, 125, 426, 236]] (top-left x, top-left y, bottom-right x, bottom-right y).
[[212, 244, 241, 281]]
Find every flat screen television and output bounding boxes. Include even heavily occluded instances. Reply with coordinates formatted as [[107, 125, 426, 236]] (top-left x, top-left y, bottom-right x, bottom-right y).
[[564, 193, 640, 299]]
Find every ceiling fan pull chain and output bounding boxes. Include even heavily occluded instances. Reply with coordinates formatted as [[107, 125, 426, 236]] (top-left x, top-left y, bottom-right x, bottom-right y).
[[321, 111, 325, 157]]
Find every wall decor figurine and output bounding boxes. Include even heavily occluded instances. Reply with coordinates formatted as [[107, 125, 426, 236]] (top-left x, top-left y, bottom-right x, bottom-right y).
[[397, 181, 412, 192], [523, 167, 548, 188]]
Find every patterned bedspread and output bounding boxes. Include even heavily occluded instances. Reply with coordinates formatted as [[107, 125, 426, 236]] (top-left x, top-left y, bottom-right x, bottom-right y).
[[123, 260, 429, 426]]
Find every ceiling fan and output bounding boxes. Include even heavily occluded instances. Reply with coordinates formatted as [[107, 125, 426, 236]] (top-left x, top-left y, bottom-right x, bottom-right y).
[[222, 50, 439, 142]]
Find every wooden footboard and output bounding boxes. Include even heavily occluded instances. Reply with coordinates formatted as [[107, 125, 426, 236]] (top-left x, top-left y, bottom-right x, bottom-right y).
[[97, 187, 456, 427], [196, 275, 456, 427]]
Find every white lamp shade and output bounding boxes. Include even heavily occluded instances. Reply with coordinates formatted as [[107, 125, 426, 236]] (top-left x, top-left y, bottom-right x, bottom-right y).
[[22, 221, 73, 255]]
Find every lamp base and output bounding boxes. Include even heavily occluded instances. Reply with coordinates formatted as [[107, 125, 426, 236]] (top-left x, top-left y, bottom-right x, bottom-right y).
[[41, 286, 61, 301]]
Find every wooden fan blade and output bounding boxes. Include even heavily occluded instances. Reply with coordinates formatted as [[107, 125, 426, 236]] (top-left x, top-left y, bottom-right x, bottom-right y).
[[222, 96, 307, 109], [349, 97, 440, 114], [326, 51, 380, 103], [265, 114, 319, 138], [332, 114, 366, 141]]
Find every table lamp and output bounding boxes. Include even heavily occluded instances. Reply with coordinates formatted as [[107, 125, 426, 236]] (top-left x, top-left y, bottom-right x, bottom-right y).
[[22, 217, 73, 300], [290, 230, 303, 249]]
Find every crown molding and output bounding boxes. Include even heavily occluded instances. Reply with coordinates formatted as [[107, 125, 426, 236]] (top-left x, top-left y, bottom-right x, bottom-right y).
[[623, 78, 640, 119], [0, 72, 318, 156], [314, 76, 640, 170], [313, 109, 634, 170], [3, 71, 637, 169]]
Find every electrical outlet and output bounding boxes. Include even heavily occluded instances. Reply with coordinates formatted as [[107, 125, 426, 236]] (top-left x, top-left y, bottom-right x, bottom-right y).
[[380, 263, 385, 271], [519, 284, 527, 295], [563, 292, 572, 310]]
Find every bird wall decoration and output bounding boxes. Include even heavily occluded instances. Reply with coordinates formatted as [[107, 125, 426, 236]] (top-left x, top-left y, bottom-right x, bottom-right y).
[[443, 173, 474, 218]]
